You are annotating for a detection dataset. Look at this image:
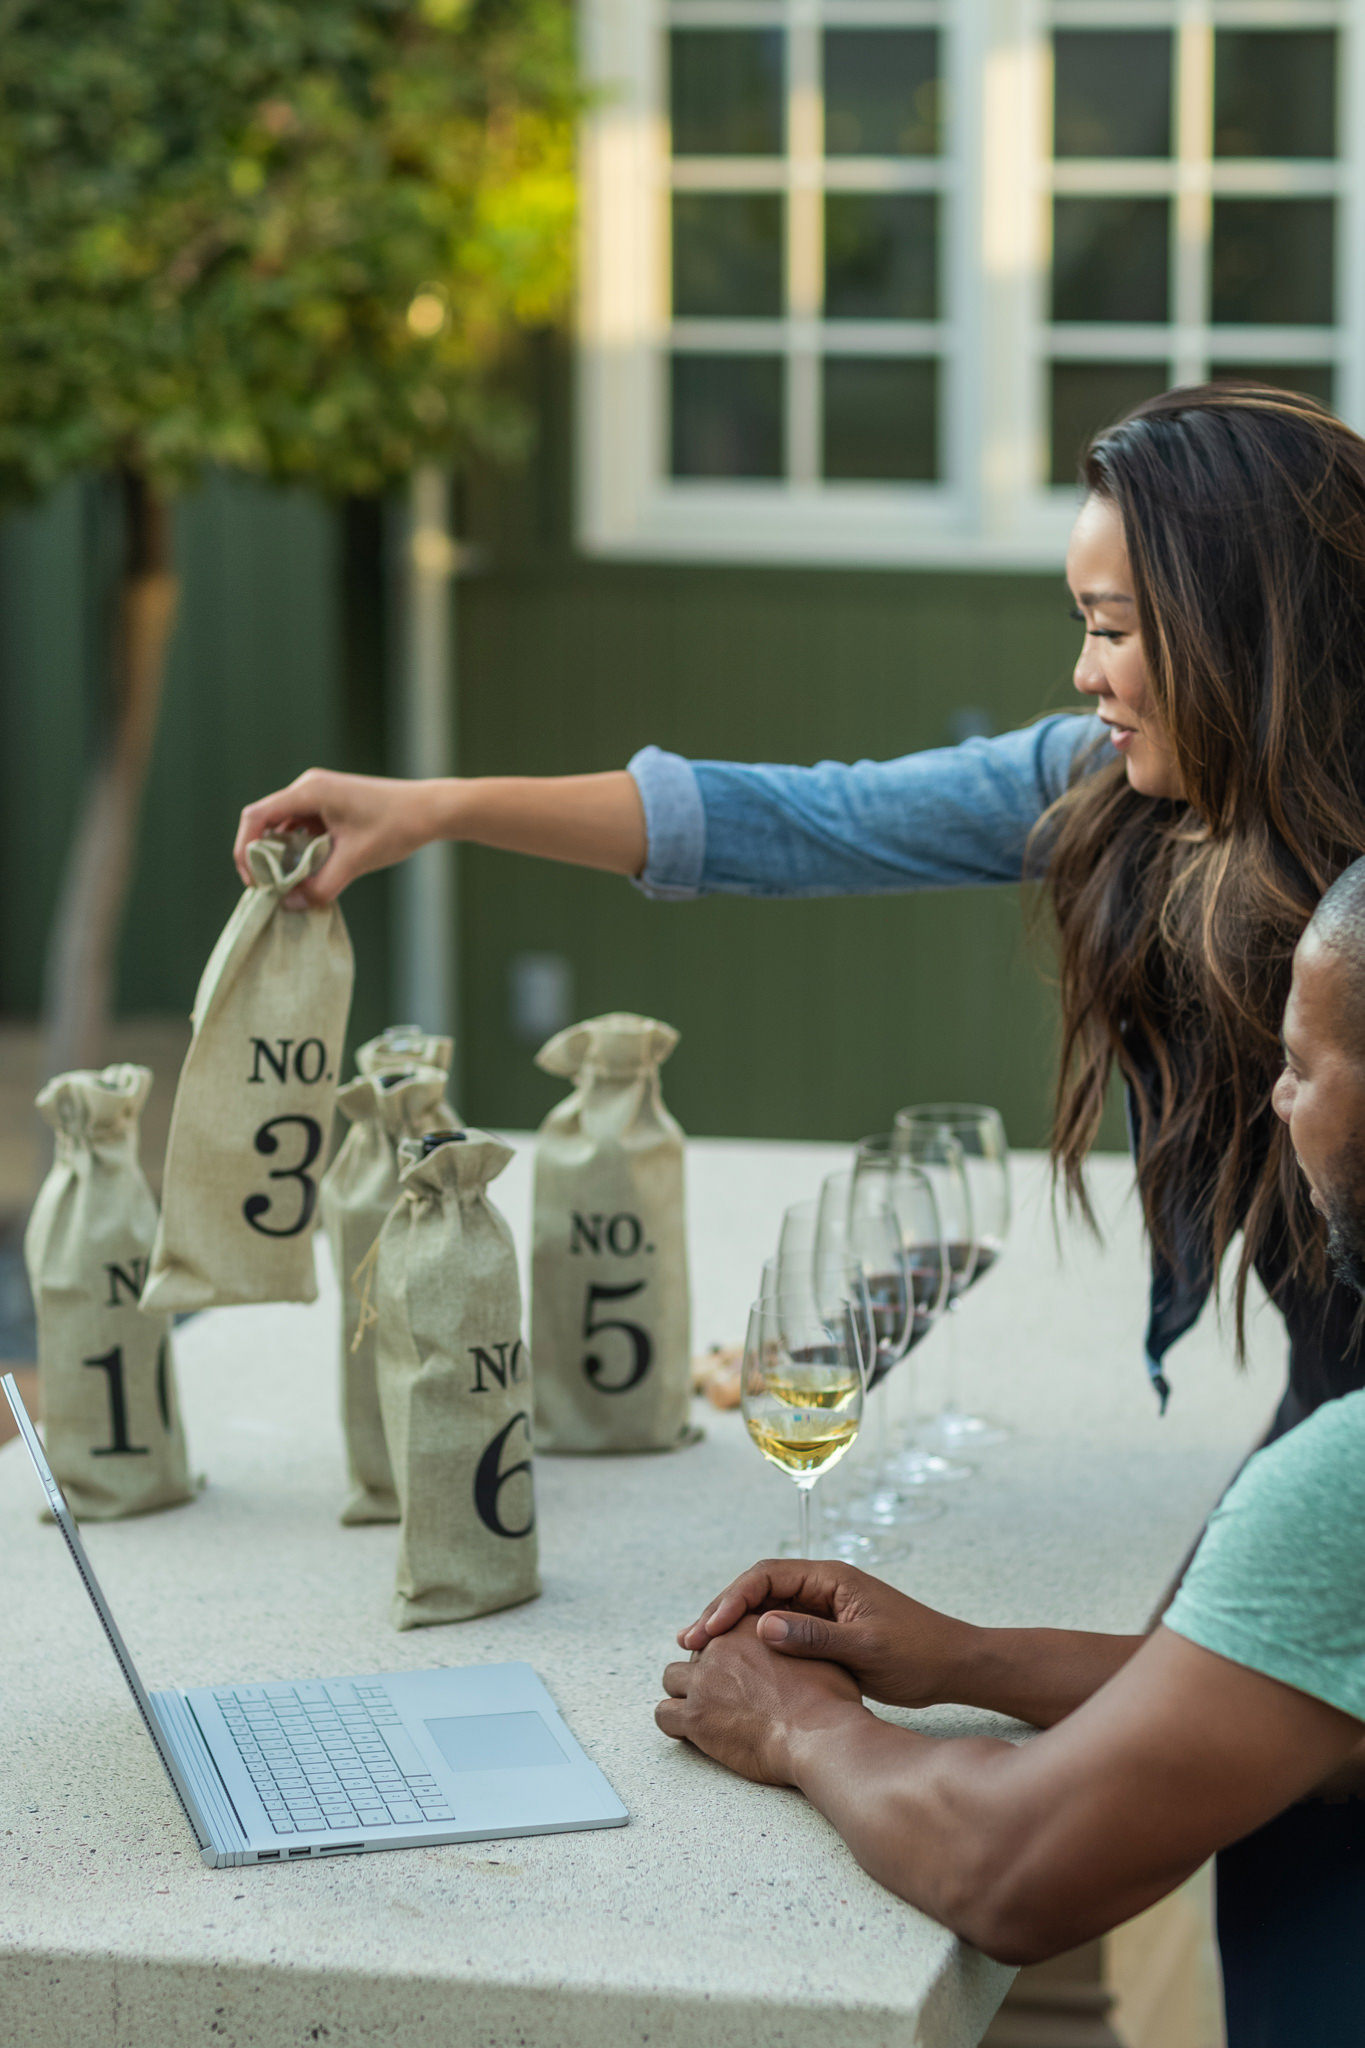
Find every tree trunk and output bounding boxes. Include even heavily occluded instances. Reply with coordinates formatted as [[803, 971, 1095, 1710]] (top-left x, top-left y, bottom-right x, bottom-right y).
[[40, 470, 179, 1084]]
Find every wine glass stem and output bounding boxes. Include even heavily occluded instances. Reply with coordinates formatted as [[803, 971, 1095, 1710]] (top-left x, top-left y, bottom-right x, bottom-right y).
[[796, 1479, 815, 1559], [943, 1304, 961, 1416], [875, 1377, 892, 1478]]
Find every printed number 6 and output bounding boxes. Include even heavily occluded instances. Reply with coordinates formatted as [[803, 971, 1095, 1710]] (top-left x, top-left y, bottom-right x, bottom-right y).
[[474, 1412, 535, 1538], [244, 1115, 323, 1238], [582, 1280, 652, 1394]]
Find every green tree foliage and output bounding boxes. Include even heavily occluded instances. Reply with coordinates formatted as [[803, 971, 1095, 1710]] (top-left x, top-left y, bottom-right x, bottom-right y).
[[0, 0, 579, 1087], [0, 0, 580, 497]]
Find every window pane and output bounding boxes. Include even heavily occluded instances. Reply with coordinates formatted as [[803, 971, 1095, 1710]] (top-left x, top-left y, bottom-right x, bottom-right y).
[[670, 30, 785, 157], [825, 195, 937, 320], [1211, 200, 1334, 326], [1052, 200, 1169, 323], [1053, 32, 1172, 159], [822, 358, 938, 480], [671, 355, 785, 478], [823, 31, 940, 156], [673, 195, 784, 318], [1214, 31, 1337, 159], [1050, 363, 1169, 486], [1209, 363, 1335, 412]]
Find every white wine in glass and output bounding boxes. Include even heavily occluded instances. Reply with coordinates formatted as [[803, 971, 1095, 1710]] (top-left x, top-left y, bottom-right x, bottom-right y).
[[740, 1296, 864, 1559]]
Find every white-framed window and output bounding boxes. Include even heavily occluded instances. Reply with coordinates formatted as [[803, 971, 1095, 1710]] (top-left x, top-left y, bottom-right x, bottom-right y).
[[577, 0, 1364, 567]]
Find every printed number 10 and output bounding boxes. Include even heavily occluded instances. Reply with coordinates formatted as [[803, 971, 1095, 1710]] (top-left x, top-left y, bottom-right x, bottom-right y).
[[84, 1341, 173, 1455]]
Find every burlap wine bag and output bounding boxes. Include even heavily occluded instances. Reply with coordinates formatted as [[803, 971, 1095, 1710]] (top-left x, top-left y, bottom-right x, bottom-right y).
[[373, 1131, 539, 1629], [531, 1013, 694, 1453], [355, 1025, 454, 1079], [142, 832, 354, 1313], [25, 1065, 193, 1519], [319, 1062, 460, 1526]]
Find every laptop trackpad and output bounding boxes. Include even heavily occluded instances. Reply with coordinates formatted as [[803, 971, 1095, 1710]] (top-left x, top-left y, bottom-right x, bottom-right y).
[[425, 1710, 568, 1773]]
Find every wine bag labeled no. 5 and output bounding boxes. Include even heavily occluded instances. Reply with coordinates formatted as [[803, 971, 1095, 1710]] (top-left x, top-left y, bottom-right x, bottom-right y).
[[142, 832, 354, 1313], [25, 1065, 193, 1519], [531, 1013, 693, 1454], [374, 1131, 539, 1629]]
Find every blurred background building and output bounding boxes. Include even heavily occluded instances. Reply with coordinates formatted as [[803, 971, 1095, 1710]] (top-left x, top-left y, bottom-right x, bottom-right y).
[[0, 1, 1349, 1147]]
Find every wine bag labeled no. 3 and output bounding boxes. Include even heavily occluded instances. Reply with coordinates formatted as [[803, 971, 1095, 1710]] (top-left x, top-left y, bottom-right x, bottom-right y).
[[142, 832, 353, 1313]]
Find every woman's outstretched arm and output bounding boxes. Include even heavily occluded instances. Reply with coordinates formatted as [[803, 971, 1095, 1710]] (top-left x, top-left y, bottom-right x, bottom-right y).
[[233, 767, 647, 905]]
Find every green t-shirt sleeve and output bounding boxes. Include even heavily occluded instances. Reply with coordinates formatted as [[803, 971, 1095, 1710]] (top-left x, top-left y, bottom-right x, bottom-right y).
[[1164, 1390, 1365, 1724]]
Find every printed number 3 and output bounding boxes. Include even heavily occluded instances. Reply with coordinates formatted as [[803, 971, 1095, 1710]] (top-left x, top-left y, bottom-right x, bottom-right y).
[[244, 1115, 323, 1238], [582, 1280, 652, 1394]]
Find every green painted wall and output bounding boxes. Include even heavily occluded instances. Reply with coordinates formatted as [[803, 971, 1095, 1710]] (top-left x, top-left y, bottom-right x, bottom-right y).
[[0, 473, 395, 1060], [454, 560, 1091, 1147]]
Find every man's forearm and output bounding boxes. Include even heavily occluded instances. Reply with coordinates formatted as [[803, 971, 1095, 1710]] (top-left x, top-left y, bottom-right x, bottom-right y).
[[425, 770, 648, 876], [783, 1704, 1034, 1957], [950, 1627, 1145, 1728]]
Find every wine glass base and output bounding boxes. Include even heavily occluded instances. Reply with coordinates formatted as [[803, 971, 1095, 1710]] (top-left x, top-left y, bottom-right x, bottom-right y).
[[921, 1411, 1011, 1453], [845, 1486, 947, 1532], [784, 1522, 891, 1567], [892, 1446, 975, 1486]]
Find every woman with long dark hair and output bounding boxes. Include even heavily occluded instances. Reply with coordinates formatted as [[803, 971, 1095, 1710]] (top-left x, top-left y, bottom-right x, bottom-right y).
[[235, 382, 1365, 2025]]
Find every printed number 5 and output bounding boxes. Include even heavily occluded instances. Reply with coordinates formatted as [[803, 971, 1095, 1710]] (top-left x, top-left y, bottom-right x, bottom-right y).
[[244, 1115, 323, 1238], [582, 1281, 652, 1394]]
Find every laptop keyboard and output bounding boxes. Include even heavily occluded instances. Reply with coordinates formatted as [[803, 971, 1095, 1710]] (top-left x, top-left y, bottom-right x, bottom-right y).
[[213, 1680, 455, 1834]]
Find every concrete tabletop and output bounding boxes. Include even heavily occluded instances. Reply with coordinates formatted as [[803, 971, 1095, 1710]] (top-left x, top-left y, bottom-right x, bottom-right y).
[[1, 1141, 1284, 2048]]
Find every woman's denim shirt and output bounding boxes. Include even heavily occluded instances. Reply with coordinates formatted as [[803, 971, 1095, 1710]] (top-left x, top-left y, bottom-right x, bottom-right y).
[[628, 714, 1099, 902]]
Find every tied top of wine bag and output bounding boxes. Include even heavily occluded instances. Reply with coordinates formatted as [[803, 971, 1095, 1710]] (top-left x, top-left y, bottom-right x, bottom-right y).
[[536, 1013, 680, 1101], [355, 1026, 454, 1078], [141, 830, 354, 1314], [35, 1062, 153, 1158], [28, 1066, 159, 1291]]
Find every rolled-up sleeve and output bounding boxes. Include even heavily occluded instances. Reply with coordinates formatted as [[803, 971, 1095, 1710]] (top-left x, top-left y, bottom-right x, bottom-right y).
[[629, 714, 1102, 901]]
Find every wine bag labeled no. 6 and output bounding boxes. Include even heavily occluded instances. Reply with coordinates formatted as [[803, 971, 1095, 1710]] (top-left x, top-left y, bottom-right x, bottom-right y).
[[25, 1065, 193, 1519], [531, 1013, 693, 1454], [141, 832, 353, 1313], [374, 1131, 539, 1629]]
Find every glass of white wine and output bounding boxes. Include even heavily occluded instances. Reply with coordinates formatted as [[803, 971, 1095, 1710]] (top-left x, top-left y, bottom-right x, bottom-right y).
[[740, 1294, 865, 1560]]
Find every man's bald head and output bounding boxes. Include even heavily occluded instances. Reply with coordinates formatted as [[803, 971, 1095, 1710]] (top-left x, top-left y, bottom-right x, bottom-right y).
[[1306, 857, 1365, 1057], [1275, 862, 1365, 1293]]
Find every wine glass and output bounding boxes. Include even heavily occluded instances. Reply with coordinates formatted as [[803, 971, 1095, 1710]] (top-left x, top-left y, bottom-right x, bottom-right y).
[[739, 1294, 865, 1560], [896, 1105, 1012, 1451], [764, 1231, 885, 1560], [850, 1136, 973, 1490]]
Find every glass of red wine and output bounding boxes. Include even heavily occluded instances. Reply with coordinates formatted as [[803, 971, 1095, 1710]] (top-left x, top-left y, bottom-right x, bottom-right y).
[[895, 1104, 1012, 1452], [820, 1155, 956, 1542], [849, 1135, 974, 1492]]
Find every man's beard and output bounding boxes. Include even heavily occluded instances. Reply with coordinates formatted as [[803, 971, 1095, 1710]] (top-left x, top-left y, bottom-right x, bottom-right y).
[[1322, 1180, 1365, 1297]]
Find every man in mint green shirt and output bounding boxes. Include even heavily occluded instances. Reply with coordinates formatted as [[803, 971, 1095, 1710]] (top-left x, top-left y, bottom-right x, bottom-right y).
[[659, 861, 1365, 2048]]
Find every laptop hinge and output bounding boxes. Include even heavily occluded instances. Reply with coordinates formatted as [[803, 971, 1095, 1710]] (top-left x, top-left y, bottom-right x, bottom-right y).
[[150, 1691, 247, 1865]]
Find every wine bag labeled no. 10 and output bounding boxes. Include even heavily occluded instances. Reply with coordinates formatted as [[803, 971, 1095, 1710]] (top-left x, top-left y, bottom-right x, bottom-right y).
[[25, 1065, 193, 1519], [531, 1013, 693, 1454], [374, 1131, 539, 1629], [141, 833, 353, 1313], [319, 1055, 460, 1525]]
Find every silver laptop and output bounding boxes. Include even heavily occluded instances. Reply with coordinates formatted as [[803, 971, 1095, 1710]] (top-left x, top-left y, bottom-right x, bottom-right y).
[[2, 1373, 627, 1869]]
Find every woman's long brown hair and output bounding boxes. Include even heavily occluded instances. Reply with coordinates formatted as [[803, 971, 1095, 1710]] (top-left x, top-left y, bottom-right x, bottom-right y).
[[1044, 383, 1365, 1342]]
